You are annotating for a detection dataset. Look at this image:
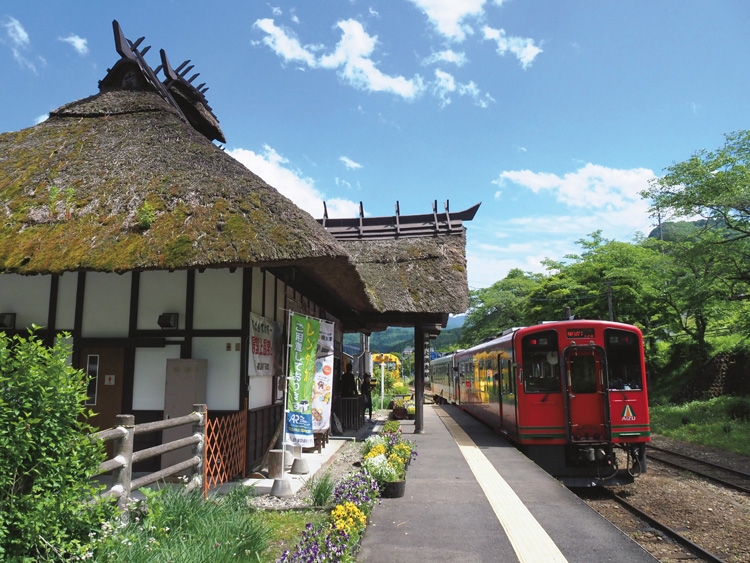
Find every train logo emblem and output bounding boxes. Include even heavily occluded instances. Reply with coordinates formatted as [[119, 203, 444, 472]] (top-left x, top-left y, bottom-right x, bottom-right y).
[[621, 405, 637, 421]]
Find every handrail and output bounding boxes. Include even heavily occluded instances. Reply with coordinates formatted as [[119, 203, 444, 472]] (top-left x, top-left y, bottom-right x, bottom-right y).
[[92, 404, 207, 509]]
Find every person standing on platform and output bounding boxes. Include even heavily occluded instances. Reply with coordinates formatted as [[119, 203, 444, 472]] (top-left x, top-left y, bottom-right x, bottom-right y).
[[361, 372, 373, 421], [341, 363, 358, 397]]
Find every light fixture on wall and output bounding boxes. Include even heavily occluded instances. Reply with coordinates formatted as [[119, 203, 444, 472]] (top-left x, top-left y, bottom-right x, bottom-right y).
[[0, 313, 16, 330], [157, 313, 178, 329]]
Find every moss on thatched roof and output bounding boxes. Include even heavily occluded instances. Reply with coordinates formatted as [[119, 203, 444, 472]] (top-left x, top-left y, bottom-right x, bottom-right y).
[[0, 89, 374, 312], [341, 231, 469, 316]]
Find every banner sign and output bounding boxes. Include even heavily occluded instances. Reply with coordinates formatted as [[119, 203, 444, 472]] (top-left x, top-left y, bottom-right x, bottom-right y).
[[286, 313, 320, 447], [312, 320, 335, 432], [249, 313, 282, 376]]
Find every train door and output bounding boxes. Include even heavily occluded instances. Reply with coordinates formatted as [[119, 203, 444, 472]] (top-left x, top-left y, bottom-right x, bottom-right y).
[[564, 347, 610, 442]]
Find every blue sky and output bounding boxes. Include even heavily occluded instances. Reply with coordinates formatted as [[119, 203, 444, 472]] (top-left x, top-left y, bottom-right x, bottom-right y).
[[2, 1, 749, 290]]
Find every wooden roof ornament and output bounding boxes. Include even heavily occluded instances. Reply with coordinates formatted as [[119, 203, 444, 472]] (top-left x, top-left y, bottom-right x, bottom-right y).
[[99, 21, 225, 143]]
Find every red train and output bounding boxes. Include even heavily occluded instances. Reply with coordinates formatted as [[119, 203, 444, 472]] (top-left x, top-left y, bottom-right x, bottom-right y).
[[430, 320, 650, 486]]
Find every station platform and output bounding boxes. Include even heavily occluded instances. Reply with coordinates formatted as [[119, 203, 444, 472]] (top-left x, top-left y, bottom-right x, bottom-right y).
[[357, 404, 657, 563]]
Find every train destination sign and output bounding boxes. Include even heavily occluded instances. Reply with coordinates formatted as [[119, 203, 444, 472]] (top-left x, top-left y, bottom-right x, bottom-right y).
[[566, 328, 595, 339]]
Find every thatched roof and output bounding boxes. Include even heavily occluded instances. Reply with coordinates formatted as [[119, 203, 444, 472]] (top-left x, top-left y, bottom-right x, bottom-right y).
[[319, 202, 479, 328], [344, 232, 469, 313], [0, 89, 374, 313]]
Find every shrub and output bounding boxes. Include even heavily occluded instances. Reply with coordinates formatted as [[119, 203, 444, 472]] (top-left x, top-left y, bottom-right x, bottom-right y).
[[0, 332, 114, 561]]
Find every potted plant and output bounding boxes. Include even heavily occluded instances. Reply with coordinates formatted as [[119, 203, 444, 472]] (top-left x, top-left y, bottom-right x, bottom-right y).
[[404, 399, 416, 419], [392, 397, 407, 419], [362, 453, 405, 498]]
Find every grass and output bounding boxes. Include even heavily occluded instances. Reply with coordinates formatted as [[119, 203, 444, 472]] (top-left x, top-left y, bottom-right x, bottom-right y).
[[261, 509, 330, 562], [76, 483, 332, 563], [650, 395, 750, 457]]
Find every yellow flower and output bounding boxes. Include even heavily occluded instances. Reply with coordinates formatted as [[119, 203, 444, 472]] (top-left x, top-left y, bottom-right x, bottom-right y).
[[364, 443, 386, 460], [331, 501, 367, 536]]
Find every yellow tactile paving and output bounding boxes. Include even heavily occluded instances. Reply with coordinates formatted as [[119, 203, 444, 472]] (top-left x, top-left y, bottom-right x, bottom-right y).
[[436, 407, 568, 563]]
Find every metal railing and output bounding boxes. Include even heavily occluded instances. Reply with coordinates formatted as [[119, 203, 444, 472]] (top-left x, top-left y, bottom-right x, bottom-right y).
[[93, 404, 207, 508]]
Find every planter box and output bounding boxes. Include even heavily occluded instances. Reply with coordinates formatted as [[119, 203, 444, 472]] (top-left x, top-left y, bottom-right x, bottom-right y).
[[380, 480, 406, 498]]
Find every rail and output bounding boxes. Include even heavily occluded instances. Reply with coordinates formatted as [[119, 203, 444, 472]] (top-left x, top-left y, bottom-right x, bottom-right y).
[[92, 404, 207, 508]]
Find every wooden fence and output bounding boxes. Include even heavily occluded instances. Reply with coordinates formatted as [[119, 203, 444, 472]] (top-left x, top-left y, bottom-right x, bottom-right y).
[[93, 404, 206, 508], [205, 399, 248, 491]]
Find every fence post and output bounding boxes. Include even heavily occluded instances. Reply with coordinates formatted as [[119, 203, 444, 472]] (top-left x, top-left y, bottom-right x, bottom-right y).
[[112, 414, 135, 511], [191, 403, 207, 497]]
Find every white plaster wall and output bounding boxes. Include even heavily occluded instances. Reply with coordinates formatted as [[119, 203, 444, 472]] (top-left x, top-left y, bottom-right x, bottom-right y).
[[132, 345, 182, 410], [82, 272, 131, 337], [0, 274, 51, 329], [194, 269, 242, 329], [55, 272, 77, 331], [137, 271, 187, 330], [248, 376, 272, 409], [192, 337, 241, 411]]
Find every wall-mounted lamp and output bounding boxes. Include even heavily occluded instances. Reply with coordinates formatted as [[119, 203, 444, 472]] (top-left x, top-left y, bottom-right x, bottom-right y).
[[157, 313, 178, 329], [0, 313, 16, 330]]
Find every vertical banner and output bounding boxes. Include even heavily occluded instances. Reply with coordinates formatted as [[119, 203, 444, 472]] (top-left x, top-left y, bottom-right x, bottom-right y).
[[312, 320, 335, 432], [286, 313, 320, 447], [249, 313, 282, 376]]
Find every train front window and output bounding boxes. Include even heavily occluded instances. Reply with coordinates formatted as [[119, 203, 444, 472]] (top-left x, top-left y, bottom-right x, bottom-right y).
[[568, 354, 597, 394], [604, 329, 643, 390], [521, 330, 561, 393]]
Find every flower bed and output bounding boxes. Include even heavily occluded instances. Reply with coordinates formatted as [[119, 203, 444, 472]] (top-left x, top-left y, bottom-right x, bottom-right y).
[[277, 420, 417, 561]]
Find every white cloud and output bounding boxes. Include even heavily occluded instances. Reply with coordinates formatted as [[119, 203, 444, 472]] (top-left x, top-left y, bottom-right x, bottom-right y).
[[340, 156, 362, 170], [253, 18, 318, 66], [467, 164, 658, 287], [407, 0, 491, 42], [495, 163, 654, 212], [432, 69, 493, 108], [483, 26, 543, 69], [34, 113, 48, 125], [227, 145, 359, 218], [255, 18, 424, 99], [59, 34, 88, 55], [422, 49, 468, 67], [2, 16, 37, 72], [319, 19, 424, 98]]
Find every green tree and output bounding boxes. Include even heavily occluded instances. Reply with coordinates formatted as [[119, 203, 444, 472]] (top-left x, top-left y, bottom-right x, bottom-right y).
[[461, 269, 541, 345], [0, 332, 113, 561], [526, 233, 664, 335]]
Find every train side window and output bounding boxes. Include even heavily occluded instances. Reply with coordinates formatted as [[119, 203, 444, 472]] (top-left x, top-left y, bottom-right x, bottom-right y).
[[604, 329, 643, 390], [521, 331, 561, 393]]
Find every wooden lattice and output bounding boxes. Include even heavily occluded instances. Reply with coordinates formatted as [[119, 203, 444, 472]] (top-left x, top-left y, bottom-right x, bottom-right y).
[[204, 400, 247, 494]]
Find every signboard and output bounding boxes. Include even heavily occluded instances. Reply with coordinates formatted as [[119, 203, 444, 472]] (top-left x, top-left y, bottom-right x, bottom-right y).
[[286, 313, 319, 447], [312, 320, 335, 432], [249, 313, 282, 376]]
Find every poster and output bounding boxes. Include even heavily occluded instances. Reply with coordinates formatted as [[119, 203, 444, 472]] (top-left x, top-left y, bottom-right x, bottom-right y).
[[286, 313, 319, 447], [249, 312, 282, 376], [312, 320, 335, 431]]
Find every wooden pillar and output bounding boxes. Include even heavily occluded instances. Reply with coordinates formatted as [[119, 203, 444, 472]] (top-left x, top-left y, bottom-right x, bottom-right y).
[[414, 323, 425, 434]]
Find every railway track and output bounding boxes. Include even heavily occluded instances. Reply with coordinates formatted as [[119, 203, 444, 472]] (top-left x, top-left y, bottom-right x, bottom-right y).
[[590, 486, 728, 563], [647, 444, 750, 495]]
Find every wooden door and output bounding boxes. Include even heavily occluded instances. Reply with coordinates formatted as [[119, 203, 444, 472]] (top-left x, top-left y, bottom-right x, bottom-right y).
[[81, 347, 125, 434]]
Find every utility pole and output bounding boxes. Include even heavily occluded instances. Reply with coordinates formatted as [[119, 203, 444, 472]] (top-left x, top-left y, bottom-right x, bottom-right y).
[[606, 281, 614, 321]]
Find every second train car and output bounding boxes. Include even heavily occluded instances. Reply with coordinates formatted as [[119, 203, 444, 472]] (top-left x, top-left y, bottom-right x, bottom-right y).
[[430, 319, 650, 486]]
